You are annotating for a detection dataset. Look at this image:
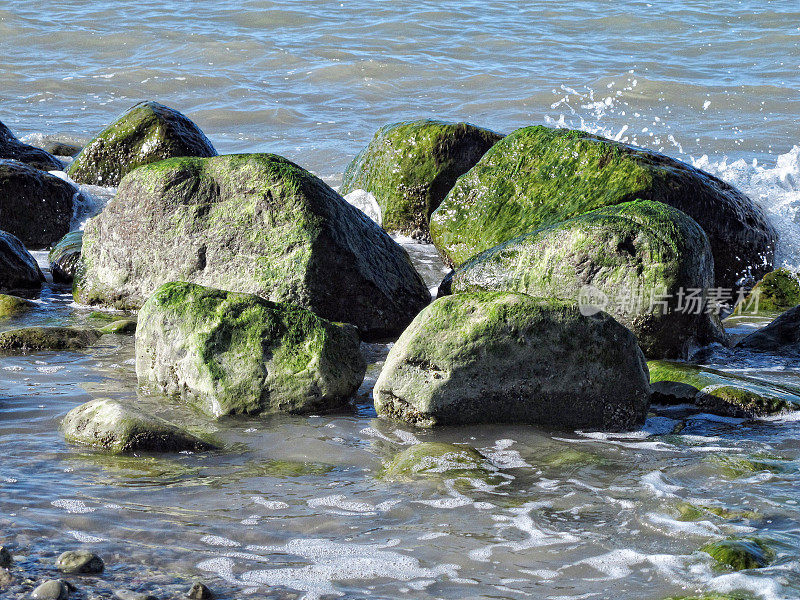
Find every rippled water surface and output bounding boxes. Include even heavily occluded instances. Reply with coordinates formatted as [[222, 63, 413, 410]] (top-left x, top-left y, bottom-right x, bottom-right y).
[[2, 1, 800, 599]]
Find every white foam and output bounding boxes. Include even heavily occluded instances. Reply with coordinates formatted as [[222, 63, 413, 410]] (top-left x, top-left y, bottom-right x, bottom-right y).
[[307, 494, 399, 515], [201, 534, 240, 547], [344, 189, 382, 225], [483, 439, 531, 469], [52, 498, 95, 514], [251, 497, 289, 510], [641, 471, 683, 498], [67, 530, 106, 543]]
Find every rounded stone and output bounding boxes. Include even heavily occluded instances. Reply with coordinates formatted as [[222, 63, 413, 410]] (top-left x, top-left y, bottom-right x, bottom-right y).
[[56, 549, 104, 574], [31, 579, 68, 600]]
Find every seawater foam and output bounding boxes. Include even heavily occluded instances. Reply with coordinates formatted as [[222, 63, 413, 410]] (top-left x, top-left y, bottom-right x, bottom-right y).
[[48, 170, 115, 231]]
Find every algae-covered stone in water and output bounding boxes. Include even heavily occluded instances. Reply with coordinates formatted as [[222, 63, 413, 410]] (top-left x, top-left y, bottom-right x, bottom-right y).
[[341, 119, 502, 239], [135, 282, 367, 417], [373, 291, 650, 430]]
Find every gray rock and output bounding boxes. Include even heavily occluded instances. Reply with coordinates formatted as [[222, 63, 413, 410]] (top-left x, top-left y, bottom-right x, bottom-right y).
[[186, 581, 214, 600], [0, 121, 64, 171], [61, 398, 218, 454], [373, 291, 651, 430], [135, 282, 366, 418], [56, 549, 104, 574], [31, 579, 68, 600], [0, 230, 44, 292], [737, 305, 800, 355], [114, 590, 158, 600], [74, 153, 431, 339], [0, 567, 12, 588], [0, 326, 101, 353], [0, 160, 76, 248]]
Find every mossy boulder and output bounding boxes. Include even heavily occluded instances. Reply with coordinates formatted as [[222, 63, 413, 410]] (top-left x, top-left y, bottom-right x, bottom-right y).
[[61, 398, 217, 454], [0, 121, 64, 171], [135, 282, 367, 418], [736, 268, 800, 314], [341, 120, 502, 239], [0, 293, 35, 317], [75, 153, 430, 339], [443, 200, 724, 358], [0, 326, 100, 353], [0, 159, 75, 248], [0, 231, 44, 292], [700, 537, 775, 570], [648, 360, 798, 417], [708, 453, 788, 479], [430, 126, 776, 290], [380, 442, 496, 482], [49, 231, 82, 283], [675, 502, 759, 522], [67, 101, 217, 186], [736, 305, 800, 355], [373, 292, 650, 430], [98, 318, 137, 335]]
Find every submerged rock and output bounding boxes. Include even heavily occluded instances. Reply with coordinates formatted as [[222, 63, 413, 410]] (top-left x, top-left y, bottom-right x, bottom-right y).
[[67, 101, 217, 186], [114, 590, 158, 600], [648, 360, 798, 417], [62, 398, 217, 454], [49, 231, 83, 283], [75, 153, 430, 338], [700, 537, 775, 570], [187, 581, 215, 600], [0, 121, 64, 171], [736, 305, 800, 355], [135, 282, 367, 418], [0, 160, 75, 248], [430, 126, 776, 290], [341, 120, 502, 239], [56, 550, 104, 574], [98, 318, 137, 335], [0, 326, 100, 353], [380, 442, 495, 482], [373, 292, 650, 430], [0, 293, 35, 317], [0, 230, 44, 292], [443, 201, 724, 358], [736, 268, 800, 314]]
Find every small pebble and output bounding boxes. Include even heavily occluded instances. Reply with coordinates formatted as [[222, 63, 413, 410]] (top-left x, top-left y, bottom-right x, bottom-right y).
[[0, 567, 13, 587], [187, 581, 214, 600], [0, 545, 11, 567], [31, 579, 69, 600], [56, 550, 104, 574]]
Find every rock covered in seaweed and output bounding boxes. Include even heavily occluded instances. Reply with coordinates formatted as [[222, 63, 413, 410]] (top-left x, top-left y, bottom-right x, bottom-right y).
[[0, 121, 64, 171], [135, 282, 367, 418], [735, 268, 800, 315], [0, 326, 101, 353], [442, 200, 725, 359], [373, 291, 650, 430], [67, 101, 217, 186], [49, 230, 83, 283], [75, 153, 431, 339], [0, 159, 75, 248], [380, 442, 499, 483], [341, 120, 502, 239], [700, 537, 775, 571], [430, 125, 776, 290], [61, 398, 216, 454], [0, 230, 44, 292]]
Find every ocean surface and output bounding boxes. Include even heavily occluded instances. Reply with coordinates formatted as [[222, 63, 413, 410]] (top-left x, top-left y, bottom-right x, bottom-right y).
[[2, 1, 800, 599]]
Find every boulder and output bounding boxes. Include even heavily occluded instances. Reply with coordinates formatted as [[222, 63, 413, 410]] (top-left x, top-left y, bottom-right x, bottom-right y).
[[0, 159, 75, 248], [0, 326, 100, 353], [135, 282, 367, 417], [56, 550, 104, 574], [31, 136, 83, 157], [61, 398, 216, 454], [736, 305, 800, 354], [429, 126, 776, 290], [443, 200, 725, 358], [700, 537, 774, 570], [75, 153, 431, 339], [373, 291, 651, 430], [0, 121, 63, 171], [648, 360, 798, 417], [49, 231, 83, 283], [736, 268, 800, 314], [67, 101, 217, 186], [0, 230, 44, 292], [341, 120, 502, 239], [0, 293, 36, 317], [31, 579, 69, 600]]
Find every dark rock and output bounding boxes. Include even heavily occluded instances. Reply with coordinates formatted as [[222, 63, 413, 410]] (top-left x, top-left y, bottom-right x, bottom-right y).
[[186, 581, 214, 600], [0, 326, 100, 353], [737, 305, 800, 354], [49, 231, 83, 283], [0, 230, 44, 292], [0, 121, 64, 171]]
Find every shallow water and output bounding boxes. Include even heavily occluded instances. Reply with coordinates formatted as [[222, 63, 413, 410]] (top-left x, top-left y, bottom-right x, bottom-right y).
[[2, 1, 800, 599]]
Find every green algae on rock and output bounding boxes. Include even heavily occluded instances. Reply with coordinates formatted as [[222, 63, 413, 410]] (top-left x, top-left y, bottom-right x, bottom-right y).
[[75, 153, 430, 339], [373, 292, 650, 430], [736, 268, 800, 314], [443, 200, 724, 358], [0, 326, 100, 353], [700, 537, 775, 571], [429, 126, 775, 290], [49, 231, 83, 283], [675, 502, 760, 522], [56, 550, 104, 574], [0, 293, 35, 317], [0, 120, 64, 171], [341, 120, 502, 239], [67, 101, 217, 186], [648, 360, 799, 418], [0, 159, 75, 248], [98, 318, 137, 335], [380, 442, 496, 482], [61, 398, 217, 454], [135, 282, 367, 418]]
